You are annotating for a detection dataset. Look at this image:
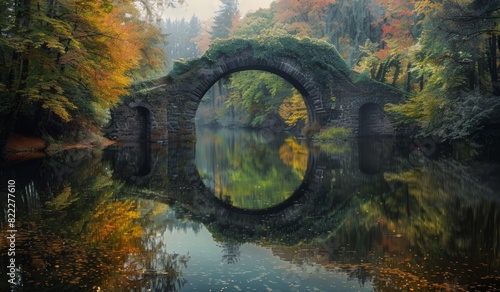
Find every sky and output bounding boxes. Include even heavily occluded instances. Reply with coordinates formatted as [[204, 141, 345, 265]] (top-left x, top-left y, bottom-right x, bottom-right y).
[[166, 0, 275, 20]]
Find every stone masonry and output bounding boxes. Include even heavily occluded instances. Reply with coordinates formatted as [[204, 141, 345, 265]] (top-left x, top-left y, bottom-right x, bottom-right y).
[[105, 39, 408, 142]]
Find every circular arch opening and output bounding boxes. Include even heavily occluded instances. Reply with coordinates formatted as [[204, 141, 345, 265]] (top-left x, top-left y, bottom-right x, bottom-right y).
[[195, 69, 311, 210], [195, 70, 309, 131]]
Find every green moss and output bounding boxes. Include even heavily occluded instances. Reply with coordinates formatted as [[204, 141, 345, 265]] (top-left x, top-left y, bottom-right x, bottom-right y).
[[313, 127, 351, 141], [351, 71, 413, 98], [202, 36, 351, 89], [169, 58, 204, 80]]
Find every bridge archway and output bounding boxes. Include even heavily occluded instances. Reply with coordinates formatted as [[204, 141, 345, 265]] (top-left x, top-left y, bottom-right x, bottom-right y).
[[162, 37, 353, 141], [108, 37, 408, 142], [359, 102, 389, 136]]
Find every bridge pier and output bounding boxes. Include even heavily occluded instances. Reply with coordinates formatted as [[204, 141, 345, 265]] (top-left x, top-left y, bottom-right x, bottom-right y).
[[104, 84, 169, 142]]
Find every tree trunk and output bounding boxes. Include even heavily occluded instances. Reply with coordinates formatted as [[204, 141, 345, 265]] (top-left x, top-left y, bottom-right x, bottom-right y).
[[392, 58, 401, 87], [375, 62, 386, 82], [489, 34, 500, 96], [468, 61, 475, 90], [405, 62, 412, 92], [0, 0, 31, 152]]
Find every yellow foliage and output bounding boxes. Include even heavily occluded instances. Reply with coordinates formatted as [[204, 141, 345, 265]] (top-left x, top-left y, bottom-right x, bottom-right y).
[[46, 186, 78, 210], [84, 194, 142, 252], [278, 91, 308, 126], [279, 137, 308, 179]]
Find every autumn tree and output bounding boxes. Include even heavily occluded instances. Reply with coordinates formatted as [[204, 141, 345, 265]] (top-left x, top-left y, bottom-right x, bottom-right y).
[[377, 0, 419, 86], [274, 0, 334, 38], [0, 0, 172, 149], [230, 8, 288, 38], [324, 0, 383, 66], [386, 0, 500, 140]]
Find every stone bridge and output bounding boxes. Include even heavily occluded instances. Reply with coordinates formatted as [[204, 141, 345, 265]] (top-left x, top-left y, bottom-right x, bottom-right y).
[[104, 37, 408, 142]]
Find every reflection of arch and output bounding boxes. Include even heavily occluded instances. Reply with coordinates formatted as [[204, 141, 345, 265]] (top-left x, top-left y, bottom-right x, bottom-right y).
[[103, 143, 154, 186], [207, 150, 316, 215], [358, 138, 390, 174], [163, 142, 379, 245], [167, 143, 325, 227]]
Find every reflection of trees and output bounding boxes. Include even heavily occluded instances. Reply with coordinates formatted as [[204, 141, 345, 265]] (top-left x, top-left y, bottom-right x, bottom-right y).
[[123, 251, 189, 292], [278, 137, 308, 178], [377, 159, 500, 257], [195, 128, 307, 209], [188, 141, 500, 290], [218, 243, 242, 264], [0, 148, 190, 291], [351, 159, 500, 289]]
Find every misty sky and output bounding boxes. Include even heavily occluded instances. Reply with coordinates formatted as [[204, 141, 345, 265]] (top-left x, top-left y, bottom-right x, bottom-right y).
[[165, 0, 275, 20]]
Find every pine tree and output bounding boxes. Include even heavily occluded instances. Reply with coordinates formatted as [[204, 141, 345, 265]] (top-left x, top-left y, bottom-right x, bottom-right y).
[[212, 0, 239, 40]]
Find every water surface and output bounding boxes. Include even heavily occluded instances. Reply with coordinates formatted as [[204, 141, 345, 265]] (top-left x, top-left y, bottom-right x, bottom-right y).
[[1, 129, 500, 291]]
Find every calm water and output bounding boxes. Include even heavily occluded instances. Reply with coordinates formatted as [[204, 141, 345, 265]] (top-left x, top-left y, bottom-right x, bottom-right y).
[[1, 128, 500, 291]]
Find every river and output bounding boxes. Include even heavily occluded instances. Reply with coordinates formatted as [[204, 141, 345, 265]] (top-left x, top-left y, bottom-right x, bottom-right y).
[[1, 128, 499, 291]]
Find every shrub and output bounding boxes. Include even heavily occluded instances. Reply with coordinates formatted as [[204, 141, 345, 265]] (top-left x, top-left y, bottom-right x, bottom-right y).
[[313, 127, 351, 140]]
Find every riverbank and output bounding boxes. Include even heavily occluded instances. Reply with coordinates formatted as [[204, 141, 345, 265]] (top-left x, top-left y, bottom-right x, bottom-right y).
[[3, 133, 115, 164]]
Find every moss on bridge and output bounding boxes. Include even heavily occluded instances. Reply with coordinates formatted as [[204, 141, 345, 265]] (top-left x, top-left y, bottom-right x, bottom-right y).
[[169, 36, 352, 90]]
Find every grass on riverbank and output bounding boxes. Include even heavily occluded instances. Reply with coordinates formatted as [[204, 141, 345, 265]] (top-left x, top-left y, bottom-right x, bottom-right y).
[[313, 127, 351, 141]]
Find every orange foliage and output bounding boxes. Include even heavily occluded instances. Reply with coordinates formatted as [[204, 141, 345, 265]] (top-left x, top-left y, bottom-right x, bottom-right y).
[[55, 0, 165, 114], [192, 20, 213, 54], [274, 0, 336, 37], [375, 0, 416, 57]]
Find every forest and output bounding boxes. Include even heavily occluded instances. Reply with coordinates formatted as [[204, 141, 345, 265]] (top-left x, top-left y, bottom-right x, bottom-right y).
[[1, 0, 500, 151]]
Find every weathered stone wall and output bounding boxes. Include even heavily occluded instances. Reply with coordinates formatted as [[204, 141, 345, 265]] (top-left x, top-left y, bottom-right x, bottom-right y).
[[103, 105, 147, 141], [106, 41, 410, 142], [328, 75, 406, 136], [163, 51, 337, 141], [104, 84, 169, 142]]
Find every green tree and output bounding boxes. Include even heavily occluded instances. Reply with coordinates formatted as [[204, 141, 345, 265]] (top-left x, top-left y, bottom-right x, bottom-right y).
[[161, 16, 202, 71], [225, 70, 294, 128], [386, 0, 500, 140], [230, 8, 287, 38], [211, 0, 239, 40], [324, 0, 383, 66]]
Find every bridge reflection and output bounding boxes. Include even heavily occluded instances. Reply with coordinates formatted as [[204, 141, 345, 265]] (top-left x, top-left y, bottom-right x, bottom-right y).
[[102, 136, 407, 244]]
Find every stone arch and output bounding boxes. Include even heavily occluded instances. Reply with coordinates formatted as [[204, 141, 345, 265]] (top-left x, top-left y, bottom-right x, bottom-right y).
[[167, 57, 328, 140], [132, 106, 151, 141], [359, 102, 387, 136], [166, 143, 327, 228], [164, 37, 353, 141], [103, 102, 153, 142], [193, 59, 323, 121], [115, 37, 409, 142], [348, 97, 395, 137]]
